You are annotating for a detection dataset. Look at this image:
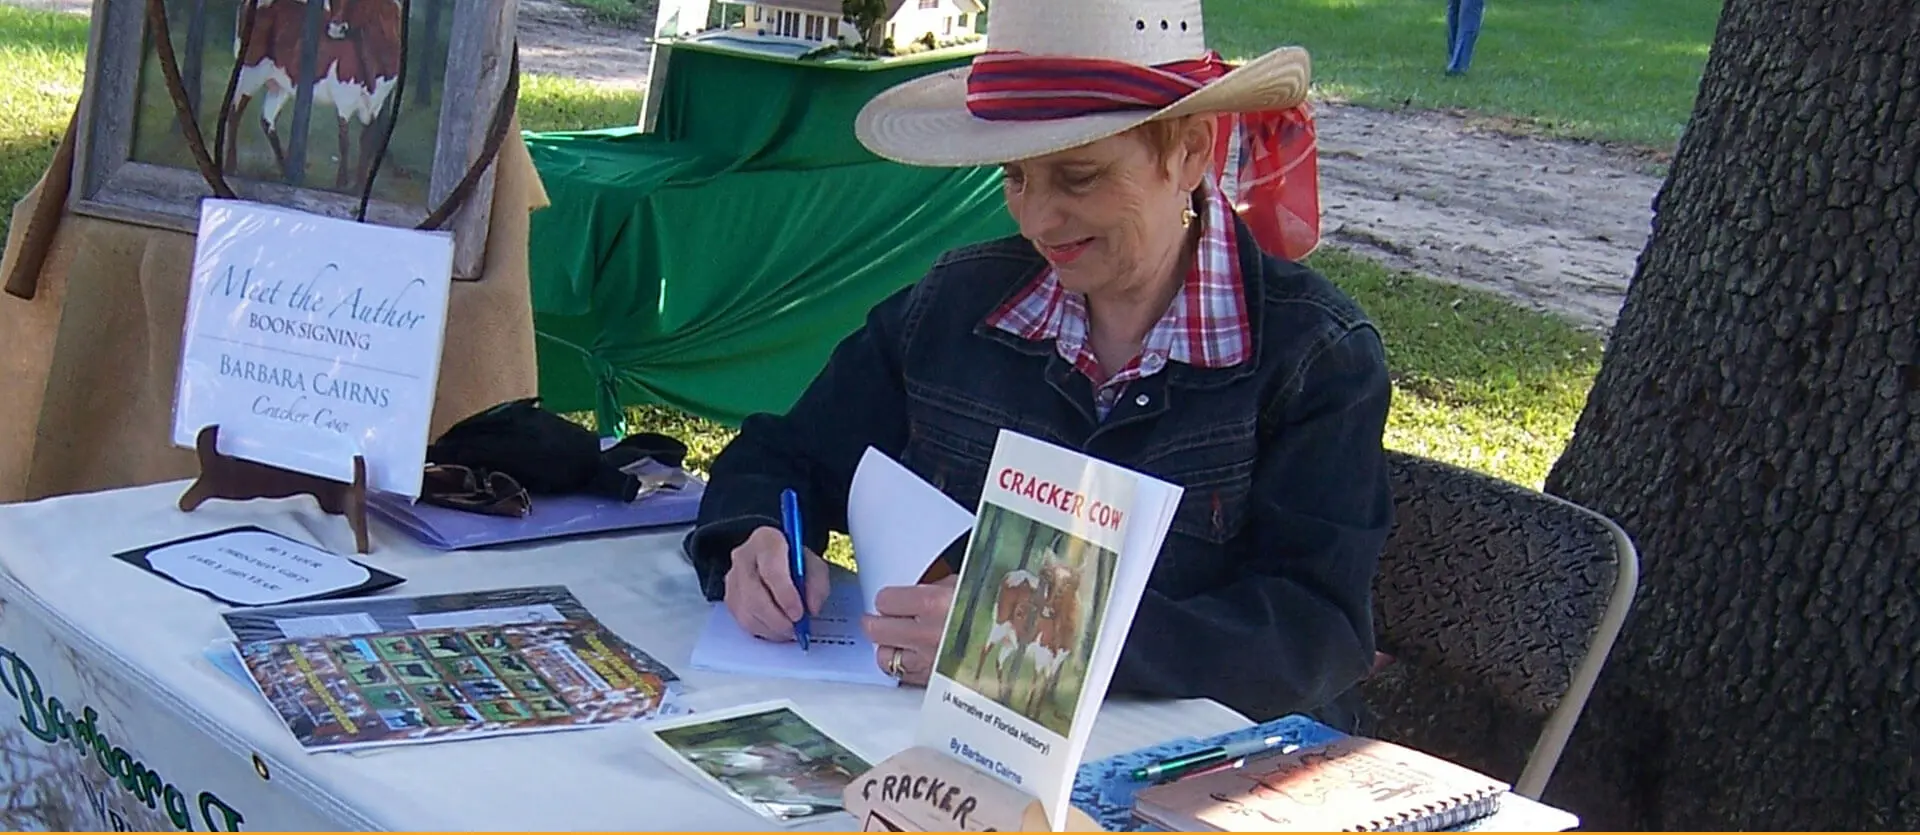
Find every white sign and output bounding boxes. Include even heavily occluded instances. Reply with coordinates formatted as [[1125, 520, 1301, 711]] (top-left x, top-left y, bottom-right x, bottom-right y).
[[145, 529, 372, 606], [654, 0, 712, 36], [173, 199, 454, 498]]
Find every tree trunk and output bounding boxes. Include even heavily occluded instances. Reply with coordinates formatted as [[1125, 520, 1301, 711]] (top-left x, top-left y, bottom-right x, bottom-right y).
[[1541, 0, 1920, 829]]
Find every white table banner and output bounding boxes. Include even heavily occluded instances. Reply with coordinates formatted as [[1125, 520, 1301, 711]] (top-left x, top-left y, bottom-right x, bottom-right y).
[[0, 581, 340, 831]]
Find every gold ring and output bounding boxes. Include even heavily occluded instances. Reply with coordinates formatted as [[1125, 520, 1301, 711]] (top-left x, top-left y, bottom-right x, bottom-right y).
[[887, 647, 906, 679]]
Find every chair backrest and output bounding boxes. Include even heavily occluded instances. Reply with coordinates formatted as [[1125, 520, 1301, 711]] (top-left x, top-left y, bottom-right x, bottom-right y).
[[1360, 450, 1637, 798]]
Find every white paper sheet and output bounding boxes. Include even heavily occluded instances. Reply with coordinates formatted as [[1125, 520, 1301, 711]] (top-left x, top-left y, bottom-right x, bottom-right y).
[[846, 447, 975, 614], [146, 529, 371, 606], [690, 571, 898, 688]]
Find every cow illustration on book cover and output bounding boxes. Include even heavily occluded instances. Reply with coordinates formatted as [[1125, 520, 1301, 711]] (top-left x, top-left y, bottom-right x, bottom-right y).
[[934, 503, 1118, 738]]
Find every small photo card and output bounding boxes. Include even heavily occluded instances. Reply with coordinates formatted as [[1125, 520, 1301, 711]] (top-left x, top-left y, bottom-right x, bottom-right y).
[[647, 700, 873, 825], [115, 526, 403, 607]]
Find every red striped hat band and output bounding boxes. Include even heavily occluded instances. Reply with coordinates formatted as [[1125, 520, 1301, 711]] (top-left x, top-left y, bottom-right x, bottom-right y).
[[954, 48, 1325, 266], [964, 50, 1235, 121]]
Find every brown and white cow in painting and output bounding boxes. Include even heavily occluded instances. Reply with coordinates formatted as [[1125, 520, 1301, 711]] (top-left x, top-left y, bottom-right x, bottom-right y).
[[224, 0, 405, 190], [972, 549, 1086, 723]]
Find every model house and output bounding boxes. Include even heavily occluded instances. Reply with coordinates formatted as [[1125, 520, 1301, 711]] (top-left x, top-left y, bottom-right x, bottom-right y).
[[735, 0, 984, 49]]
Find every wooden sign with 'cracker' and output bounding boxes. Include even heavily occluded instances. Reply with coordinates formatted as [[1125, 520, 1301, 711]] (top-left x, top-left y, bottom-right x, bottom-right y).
[[843, 746, 1104, 832]]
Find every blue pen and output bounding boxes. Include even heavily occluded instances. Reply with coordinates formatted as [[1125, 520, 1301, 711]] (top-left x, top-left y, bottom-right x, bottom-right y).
[[780, 488, 812, 651]]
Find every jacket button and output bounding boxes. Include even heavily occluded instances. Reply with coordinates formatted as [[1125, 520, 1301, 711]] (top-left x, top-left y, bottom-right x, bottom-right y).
[[1135, 394, 1150, 406]]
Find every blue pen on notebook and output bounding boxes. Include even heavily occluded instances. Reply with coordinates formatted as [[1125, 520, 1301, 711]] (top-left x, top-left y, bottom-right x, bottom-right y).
[[780, 488, 811, 651]]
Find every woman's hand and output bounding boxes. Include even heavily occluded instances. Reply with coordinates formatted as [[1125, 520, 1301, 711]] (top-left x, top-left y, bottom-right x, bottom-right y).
[[724, 526, 830, 641], [862, 575, 959, 687]]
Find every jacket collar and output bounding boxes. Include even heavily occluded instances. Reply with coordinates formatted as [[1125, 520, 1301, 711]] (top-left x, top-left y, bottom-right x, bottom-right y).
[[971, 213, 1269, 393]]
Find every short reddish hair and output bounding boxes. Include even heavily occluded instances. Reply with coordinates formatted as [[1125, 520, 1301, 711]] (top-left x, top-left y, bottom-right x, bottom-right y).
[[1128, 119, 1184, 163]]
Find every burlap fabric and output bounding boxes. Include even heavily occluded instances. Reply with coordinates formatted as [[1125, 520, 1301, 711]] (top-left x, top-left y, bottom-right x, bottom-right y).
[[0, 114, 548, 503]]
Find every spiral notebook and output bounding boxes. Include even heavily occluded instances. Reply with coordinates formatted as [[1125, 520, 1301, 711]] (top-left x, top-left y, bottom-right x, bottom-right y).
[[1132, 736, 1507, 832]]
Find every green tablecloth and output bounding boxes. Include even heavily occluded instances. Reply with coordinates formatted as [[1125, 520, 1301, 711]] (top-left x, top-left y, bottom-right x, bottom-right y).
[[524, 43, 1016, 428]]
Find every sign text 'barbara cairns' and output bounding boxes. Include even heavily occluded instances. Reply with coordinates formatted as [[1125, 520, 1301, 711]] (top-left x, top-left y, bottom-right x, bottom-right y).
[[174, 201, 454, 498]]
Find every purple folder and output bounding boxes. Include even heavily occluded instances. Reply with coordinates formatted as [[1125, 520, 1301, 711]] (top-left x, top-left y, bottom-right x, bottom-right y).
[[366, 476, 706, 551]]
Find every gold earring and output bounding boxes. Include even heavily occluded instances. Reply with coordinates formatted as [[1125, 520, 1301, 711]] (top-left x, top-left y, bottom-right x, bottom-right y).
[[1181, 206, 1197, 228]]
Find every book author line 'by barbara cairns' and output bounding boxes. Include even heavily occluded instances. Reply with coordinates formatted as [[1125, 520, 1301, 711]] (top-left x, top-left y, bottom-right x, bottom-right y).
[[915, 430, 1181, 831]]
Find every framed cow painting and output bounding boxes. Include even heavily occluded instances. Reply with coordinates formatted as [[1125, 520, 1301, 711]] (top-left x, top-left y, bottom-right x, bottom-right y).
[[69, 0, 517, 279]]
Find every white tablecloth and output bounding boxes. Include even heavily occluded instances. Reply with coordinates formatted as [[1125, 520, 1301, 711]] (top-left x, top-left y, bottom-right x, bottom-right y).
[[0, 481, 1249, 831]]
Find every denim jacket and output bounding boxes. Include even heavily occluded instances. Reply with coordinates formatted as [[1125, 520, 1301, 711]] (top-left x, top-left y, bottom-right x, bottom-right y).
[[684, 216, 1394, 722]]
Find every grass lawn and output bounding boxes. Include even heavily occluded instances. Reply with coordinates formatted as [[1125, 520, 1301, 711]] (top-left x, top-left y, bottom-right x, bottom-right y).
[[1205, 0, 1721, 150], [0, 5, 86, 244], [0, 3, 1602, 497]]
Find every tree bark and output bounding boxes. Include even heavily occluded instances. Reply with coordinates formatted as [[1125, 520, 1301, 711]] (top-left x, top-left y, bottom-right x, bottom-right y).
[[1542, 0, 1920, 829]]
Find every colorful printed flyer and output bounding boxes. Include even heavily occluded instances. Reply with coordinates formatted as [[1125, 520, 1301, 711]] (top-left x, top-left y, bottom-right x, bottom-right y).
[[238, 619, 681, 751]]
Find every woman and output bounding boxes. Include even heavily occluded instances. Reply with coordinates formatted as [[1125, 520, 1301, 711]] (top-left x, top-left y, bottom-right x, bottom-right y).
[[683, 0, 1394, 727]]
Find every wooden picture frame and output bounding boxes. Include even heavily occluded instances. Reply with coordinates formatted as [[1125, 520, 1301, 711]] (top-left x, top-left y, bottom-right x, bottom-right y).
[[69, 0, 517, 279]]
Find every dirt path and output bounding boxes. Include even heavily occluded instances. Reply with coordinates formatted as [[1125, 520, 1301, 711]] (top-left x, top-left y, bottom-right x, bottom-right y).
[[15, 0, 1659, 331], [518, 0, 656, 89], [1313, 102, 1658, 332]]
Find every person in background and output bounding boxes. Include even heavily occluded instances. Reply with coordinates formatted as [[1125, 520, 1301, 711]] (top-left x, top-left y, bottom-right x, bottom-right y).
[[682, 0, 1394, 730], [1446, 0, 1485, 75]]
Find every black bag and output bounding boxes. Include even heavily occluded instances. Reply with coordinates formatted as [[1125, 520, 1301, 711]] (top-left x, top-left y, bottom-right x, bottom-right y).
[[426, 398, 638, 500]]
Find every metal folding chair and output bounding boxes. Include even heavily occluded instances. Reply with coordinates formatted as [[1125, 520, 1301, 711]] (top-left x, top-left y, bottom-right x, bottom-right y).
[[1358, 450, 1639, 799]]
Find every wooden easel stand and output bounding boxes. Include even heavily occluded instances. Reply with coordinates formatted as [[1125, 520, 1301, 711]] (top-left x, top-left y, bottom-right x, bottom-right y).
[[177, 425, 371, 554]]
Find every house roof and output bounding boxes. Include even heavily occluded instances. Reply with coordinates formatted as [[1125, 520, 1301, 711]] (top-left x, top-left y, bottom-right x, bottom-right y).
[[752, 0, 843, 16], [884, 0, 986, 15], [751, 0, 985, 20]]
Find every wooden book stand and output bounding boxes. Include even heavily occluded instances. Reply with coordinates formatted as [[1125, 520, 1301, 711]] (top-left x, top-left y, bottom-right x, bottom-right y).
[[843, 746, 1104, 832], [177, 425, 372, 554]]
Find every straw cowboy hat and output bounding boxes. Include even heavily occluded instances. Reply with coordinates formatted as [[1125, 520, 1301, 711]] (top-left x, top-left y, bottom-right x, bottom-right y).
[[853, 0, 1311, 167]]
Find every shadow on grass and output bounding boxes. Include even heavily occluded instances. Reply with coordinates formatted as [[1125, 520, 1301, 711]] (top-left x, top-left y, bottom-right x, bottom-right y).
[[1305, 247, 1600, 487], [0, 128, 68, 232]]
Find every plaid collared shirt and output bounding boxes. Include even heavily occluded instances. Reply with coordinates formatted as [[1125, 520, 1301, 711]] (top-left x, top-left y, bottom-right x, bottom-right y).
[[986, 178, 1251, 419]]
